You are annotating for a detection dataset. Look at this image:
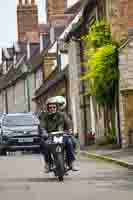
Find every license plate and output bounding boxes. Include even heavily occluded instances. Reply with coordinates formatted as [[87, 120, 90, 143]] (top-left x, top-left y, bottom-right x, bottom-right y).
[[18, 138, 33, 143]]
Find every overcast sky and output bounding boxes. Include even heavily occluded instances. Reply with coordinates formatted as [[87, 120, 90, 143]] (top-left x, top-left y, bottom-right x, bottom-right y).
[[0, 0, 78, 60], [0, 0, 46, 48]]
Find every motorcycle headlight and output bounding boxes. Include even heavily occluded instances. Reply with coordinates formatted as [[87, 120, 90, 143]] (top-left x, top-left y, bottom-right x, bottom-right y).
[[56, 145, 62, 153]]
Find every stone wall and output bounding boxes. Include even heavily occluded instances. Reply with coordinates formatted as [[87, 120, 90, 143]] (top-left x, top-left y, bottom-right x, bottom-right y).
[[119, 38, 133, 147], [68, 41, 84, 144], [43, 53, 56, 80], [7, 80, 26, 113], [120, 91, 133, 147]]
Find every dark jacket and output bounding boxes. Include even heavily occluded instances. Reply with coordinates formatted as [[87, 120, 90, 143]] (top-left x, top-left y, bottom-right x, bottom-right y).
[[39, 111, 72, 133]]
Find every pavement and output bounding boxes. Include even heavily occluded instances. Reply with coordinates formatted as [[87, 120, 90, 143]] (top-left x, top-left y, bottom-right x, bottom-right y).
[[80, 144, 133, 169], [1, 154, 133, 199]]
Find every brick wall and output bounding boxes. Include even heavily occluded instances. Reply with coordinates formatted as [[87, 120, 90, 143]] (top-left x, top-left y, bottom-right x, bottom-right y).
[[46, 0, 67, 24], [109, 0, 133, 42], [17, 0, 39, 42]]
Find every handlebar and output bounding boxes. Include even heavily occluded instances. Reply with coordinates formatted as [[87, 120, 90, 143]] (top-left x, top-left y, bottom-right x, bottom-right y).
[[50, 131, 65, 135]]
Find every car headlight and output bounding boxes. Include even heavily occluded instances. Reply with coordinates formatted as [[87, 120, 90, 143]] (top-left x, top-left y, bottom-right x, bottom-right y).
[[3, 130, 13, 136], [30, 131, 39, 135]]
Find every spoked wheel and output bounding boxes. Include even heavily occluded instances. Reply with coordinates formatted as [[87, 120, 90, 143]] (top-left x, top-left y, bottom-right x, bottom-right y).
[[56, 153, 64, 182]]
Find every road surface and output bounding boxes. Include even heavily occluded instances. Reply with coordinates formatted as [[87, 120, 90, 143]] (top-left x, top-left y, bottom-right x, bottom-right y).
[[0, 153, 133, 200]]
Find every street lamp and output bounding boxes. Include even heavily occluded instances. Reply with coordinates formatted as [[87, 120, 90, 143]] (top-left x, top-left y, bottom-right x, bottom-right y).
[[21, 64, 30, 112]]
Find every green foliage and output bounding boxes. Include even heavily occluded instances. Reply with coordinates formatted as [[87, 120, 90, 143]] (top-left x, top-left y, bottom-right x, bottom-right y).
[[83, 20, 112, 50], [81, 20, 119, 106]]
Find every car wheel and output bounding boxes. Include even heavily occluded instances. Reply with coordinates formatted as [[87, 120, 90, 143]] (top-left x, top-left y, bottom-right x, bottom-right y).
[[0, 149, 7, 156]]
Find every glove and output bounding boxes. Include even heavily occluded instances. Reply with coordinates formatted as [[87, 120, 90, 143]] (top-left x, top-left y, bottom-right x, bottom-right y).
[[41, 129, 48, 140], [69, 129, 73, 134]]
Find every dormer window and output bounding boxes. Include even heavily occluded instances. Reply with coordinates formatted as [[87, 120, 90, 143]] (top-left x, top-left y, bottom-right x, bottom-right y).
[[3, 61, 7, 75], [13, 43, 20, 68], [13, 55, 17, 68]]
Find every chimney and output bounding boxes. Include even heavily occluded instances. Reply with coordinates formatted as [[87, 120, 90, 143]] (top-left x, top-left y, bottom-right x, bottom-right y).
[[17, 0, 39, 42], [31, 0, 35, 4], [25, 0, 29, 5], [46, 0, 67, 25], [18, 0, 23, 5]]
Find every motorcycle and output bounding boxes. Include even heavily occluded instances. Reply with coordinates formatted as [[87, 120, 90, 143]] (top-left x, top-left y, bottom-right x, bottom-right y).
[[45, 131, 71, 182]]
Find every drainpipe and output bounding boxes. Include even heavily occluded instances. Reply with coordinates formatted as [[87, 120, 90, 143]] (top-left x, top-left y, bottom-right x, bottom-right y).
[[64, 76, 68, 111], [5, 59, 8, 114], [57, 39, 62, 72], [5, 89, 8, 113], [116, 79, 122, 147], [27, 77, 30, 112]]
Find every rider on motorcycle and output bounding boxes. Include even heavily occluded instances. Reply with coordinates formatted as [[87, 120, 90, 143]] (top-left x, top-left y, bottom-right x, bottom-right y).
[[50, 96, 78, 151], [39, 97, 78, 172]]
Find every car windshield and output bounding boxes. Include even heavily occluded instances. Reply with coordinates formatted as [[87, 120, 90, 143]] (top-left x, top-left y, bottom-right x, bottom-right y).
[[2, 114, 39, 127]]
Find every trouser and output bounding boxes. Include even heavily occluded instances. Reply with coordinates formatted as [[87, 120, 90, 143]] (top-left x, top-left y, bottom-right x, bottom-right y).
[[41, 136, 75, 165], [71, 135, 79, 150], [63, 135, 75, 162]]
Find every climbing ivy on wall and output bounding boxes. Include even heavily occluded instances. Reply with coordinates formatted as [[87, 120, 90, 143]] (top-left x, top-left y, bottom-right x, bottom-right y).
[[81, 20, 119, 106], [81, 20, 119, 144]]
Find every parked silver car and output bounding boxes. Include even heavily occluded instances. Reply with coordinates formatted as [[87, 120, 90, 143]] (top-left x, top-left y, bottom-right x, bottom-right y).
[[0, 113, 40, 155]]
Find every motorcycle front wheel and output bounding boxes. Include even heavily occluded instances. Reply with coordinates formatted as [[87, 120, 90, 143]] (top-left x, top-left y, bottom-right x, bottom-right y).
[[56, 153, 64, 181]]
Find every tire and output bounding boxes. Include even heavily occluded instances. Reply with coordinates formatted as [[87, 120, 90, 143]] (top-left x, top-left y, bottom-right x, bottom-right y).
[[56, 153, 64, 181], [58, 176, 64, 182], [0, 149, 7, 156]]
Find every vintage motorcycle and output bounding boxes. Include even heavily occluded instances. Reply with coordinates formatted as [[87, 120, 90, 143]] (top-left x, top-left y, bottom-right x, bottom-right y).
[[44, 131, 72, 182]]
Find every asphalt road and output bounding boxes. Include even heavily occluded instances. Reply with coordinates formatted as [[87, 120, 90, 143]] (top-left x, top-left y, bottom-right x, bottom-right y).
[[0, 153, 133, 200]]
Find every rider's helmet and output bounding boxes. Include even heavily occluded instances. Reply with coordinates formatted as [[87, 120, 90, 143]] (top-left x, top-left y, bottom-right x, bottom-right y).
[[46, 96, 66, 114], [46, 97, 59, 114], [51, 96, 66, 111]]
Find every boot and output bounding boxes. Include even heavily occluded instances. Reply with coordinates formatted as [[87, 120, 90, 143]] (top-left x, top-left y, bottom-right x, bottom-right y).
[[44, 163, 49, 173], [69, 161, 79, 171]]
